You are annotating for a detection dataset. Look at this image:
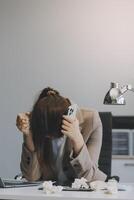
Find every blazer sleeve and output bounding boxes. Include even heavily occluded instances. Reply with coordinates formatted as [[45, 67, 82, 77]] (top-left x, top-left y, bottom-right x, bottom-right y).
[[20, 143, 41, 181], [70, 110, 107, 182]]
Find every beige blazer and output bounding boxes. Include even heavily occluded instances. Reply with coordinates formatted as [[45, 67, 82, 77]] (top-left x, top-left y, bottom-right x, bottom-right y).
[[20, 108, 107, 183]]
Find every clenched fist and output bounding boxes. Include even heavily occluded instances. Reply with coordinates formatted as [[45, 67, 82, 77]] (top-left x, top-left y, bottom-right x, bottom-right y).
[[16, 112, 31, 135]]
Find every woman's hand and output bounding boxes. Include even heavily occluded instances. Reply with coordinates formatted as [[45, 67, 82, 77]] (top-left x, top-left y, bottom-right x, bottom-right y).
[[16, 112, 31, 135], [61, 115, 84, 156], [16, 112, 35, 152]]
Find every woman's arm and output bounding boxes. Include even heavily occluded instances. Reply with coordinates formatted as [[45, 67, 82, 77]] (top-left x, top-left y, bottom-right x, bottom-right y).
[[62, 110, 107, 182], [71, 110, 107, 181], [16, 113, 41, 181], [20, 143, 41, 181]]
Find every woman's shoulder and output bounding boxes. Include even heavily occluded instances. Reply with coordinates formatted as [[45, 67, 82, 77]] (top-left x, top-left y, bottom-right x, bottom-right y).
[[76, 107, 100, 124], [78, 107, 99, 117]]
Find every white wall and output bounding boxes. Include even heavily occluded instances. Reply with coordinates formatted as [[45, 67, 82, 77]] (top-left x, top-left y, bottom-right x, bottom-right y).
[[0, 0, 134, 178]]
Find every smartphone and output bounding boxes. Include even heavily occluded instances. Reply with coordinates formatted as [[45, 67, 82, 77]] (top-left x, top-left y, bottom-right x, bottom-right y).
[[67, 104, 77, 119]]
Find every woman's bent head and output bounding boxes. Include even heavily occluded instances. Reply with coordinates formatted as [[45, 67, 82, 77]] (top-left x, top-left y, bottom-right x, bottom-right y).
[[30, 87, 71, 148]]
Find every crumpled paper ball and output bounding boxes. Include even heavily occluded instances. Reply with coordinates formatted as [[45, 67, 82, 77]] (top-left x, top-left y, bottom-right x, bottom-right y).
[[42, 181, 63, 194], [90, 179, 118, 194], [72, 177, 89, 189]]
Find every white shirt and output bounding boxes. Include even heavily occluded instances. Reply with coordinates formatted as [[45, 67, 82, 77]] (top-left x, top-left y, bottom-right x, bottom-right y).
[[52, 135, 68, 185]]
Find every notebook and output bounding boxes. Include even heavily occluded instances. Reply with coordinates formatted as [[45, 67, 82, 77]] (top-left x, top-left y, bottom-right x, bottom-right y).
[[38, 186, 94, 192], [0, 177, 42, 188], [62, 186, 94, 191]]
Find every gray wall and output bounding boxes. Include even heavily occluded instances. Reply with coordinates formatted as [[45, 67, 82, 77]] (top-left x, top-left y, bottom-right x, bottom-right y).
[[0, 0, 134, 178]]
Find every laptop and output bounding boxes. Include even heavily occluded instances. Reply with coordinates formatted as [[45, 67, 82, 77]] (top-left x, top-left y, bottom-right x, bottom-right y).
[[0, 177, 42, 188]]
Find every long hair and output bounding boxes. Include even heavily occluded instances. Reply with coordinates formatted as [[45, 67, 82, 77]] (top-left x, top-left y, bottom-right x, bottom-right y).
[[30, 87, 71, 174]]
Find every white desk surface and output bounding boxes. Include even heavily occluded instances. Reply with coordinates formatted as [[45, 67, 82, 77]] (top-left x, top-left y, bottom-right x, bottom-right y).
[[0, 183, 134, 200]]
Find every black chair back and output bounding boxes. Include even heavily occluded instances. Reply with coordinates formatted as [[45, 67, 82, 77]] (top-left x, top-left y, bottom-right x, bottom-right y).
[[98, 112, 112, 177]]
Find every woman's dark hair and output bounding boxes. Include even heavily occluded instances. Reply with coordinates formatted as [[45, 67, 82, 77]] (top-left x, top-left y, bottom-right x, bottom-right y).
[[30, 87, 71, 175]]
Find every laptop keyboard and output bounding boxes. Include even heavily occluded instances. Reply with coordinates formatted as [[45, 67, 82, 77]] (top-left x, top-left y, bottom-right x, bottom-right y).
[[3, 179, 42, 186]]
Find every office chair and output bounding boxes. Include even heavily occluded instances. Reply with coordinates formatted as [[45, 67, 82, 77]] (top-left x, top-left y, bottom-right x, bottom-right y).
[[98, 112, 112, 177]]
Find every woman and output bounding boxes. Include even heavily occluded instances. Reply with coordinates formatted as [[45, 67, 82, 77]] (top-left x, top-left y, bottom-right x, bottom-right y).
[[16, 87, 107, 186]]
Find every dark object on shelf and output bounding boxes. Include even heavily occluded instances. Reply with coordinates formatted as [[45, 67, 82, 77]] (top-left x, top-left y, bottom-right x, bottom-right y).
[[112, 116, 134, 129]]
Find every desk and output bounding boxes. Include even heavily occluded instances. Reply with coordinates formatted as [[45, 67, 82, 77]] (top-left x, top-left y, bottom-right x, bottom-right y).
[[0, 183, 134, 200]]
